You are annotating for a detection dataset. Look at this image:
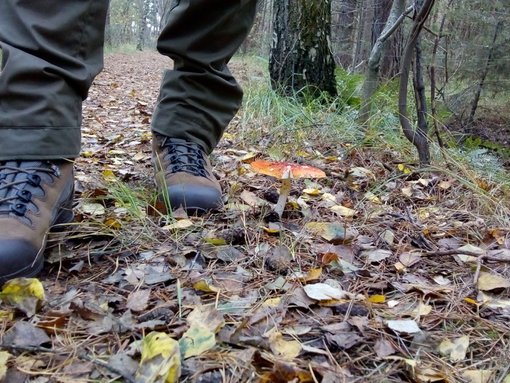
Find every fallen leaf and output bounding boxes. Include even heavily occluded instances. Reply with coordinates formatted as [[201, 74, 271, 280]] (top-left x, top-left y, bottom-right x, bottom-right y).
[[0, 278, 45, 316], [325, 331, 362, 350], [457, 244, 485, 255], [2, 322, 50, 347], [368, 295, 386, 304], [240, 190, 264, 207], [374, 339, 396, 358], [461, 370, 493, 383], [303, 283, 347, 301], [193, 279, 220, 293], [162, 219, 194, 230], [305, 222, 352, 243], [126, 289, 151, 312], [187, 305, 224, 333], [302, 187, 322, 196], [268, 331, 301, 360], [330, 205, 357, 217], [135, 331, 181, 383], [80, 201, 106, 216], [0, 351, 10, 380], [289, 268, 322, 283], [386, 319, 421, 334], [399, 252, 421, 267], [412, 303, 432, 317], [179, 325, 216, 359], [362, 249, 392, 263], [438, 336, 469, 362], [477, 272, 510, 291]]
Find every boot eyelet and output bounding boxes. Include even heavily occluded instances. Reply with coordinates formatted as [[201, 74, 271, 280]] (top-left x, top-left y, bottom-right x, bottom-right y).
[[17, 189, 32, 203], [12, 203, 27, 216], [27, 174, 41, 186]]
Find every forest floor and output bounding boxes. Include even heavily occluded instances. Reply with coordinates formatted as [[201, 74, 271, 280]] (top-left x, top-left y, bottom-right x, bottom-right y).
[[1, 52, 510, 383]]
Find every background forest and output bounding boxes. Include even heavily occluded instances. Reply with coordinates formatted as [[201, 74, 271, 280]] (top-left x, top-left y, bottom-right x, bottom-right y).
[[107, 0, 510, 163]]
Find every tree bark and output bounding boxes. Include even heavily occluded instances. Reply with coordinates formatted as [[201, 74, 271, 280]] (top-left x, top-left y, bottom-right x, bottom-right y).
[[398, 0, 435, 166], [269, 0, 337, 98], [358, 0, 408, 128], [467, 21, 503, 128]]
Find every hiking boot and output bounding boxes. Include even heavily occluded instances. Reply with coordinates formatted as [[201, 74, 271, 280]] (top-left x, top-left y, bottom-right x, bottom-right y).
[[0, 161, 74, 284], [152, 135, 222, 214]]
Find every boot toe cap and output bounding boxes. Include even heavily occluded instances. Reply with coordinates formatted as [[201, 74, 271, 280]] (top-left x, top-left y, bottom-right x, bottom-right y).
[[0, 239, 41, 284], [167, 184, 223, 214]]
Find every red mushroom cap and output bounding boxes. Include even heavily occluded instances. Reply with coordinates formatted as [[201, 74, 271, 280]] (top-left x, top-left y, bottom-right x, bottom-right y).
[[250, 160, 326, 179]]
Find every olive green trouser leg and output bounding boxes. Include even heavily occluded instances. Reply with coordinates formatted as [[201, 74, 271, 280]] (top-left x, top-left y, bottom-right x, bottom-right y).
[[0, 0, 109, 160], [152, 0, 258, 154]]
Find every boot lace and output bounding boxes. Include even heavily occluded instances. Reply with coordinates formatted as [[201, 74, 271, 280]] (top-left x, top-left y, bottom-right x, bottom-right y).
[[0, 161, 60, 223], [160, 138, 209, 178]]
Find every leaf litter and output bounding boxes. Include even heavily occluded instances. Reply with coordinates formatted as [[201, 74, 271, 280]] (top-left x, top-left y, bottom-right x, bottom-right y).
[[0, 52, 509, 382]]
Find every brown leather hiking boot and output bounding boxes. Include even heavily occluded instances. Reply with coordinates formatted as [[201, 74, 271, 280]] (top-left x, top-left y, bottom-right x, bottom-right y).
[[152, 135, 222, 214], [0, 161, 74, 284]]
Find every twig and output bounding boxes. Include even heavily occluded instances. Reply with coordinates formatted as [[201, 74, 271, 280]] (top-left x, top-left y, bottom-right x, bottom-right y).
[[0, 343, 137, 383], [473, 252, 510, 285], [422, 249, 483, 257]]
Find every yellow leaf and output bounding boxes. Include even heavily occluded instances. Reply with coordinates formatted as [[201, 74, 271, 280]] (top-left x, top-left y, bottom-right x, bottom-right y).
[[397, 164, 412, 174], [364, 191, 382, 204], [0, 310, 13, 320], [193, 279, 219, 293], [302, 188, 322, 196], [262, 297, 281, 307], [262, 226, 281, 234], [104, 217, 122, 229], [163, 219, 194, 230], [240, 152, 259, 163], [368, 295, 386, 304], [304, 268, 322, 282], [461, 370, 493, 383], [463, 297, 478, 306], [102, 169, 117, 181], [438, 336, 470, 362], [268, 331, 301, 360], [204, 237, 227, 246], [477, 272, 510, 291], [0, 351, 10, 381], [0, 278, 45, 303], [412, 303, 432, 317], [330, 205, 357, 217], [136, 332, 181, 383]]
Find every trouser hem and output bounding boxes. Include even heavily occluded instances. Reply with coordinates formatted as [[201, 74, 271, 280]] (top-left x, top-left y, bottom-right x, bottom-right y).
[[0, 127, 81, 160]]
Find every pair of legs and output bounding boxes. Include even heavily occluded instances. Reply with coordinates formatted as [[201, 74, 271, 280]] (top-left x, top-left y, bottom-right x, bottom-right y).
[[0, 0, 257, 282]]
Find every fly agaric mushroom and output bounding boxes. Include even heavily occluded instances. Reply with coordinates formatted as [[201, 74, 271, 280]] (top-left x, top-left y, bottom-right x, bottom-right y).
[[250, 160, 326, 217]]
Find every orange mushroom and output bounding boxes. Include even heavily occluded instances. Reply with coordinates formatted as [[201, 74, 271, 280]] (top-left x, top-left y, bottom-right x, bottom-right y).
[[250, 160, 326, 217]]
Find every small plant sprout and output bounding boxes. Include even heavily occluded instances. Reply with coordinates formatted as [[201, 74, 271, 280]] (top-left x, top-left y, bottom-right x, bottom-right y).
[[250, 160, 326, 217]]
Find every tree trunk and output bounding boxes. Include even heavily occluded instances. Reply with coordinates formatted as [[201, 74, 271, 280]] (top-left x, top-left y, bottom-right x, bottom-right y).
[[467, 21, 503, 127], [136, 0, 148, 51], [398, 0, 435, 166], [358, 0, 407, 127], [331, 0, 357, 69], [269, 0, 337, 98]]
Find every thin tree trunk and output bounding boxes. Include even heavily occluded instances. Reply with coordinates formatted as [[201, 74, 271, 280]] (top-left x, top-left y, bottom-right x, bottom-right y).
[[430, 0, 451, 149], [398, 0, 435, 166], [467, 21, 503, 127], [413, 36, 427, 135], [358, 0, 409, 127], [351, 0, 365, 71]]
